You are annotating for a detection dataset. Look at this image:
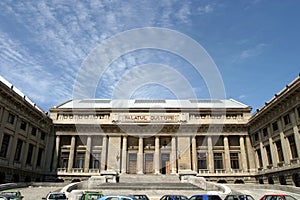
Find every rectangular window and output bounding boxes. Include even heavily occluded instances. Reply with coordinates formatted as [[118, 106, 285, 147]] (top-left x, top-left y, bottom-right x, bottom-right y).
[[283, 114, 291, 125], [14, 139, 23, 161], [297, 107, 300, 118], [276, 141, 284, 162], [263, 128, 268, 137], [91, 153, 101, 169], [7, 113, 15, 124], [257, 149, 263, 168], [197, 153, 207, 169], [230, 153, 239, 169], [254, 133, 259, 141], [288, 135, 298, 159], [60, 152, 69, 168], [214, 153, 223, 169], [272, 121, 279, 132], [76, 152, 85, 168], [265, 145, 272, 165], [36, 148, 43, 167], [31, 127, 37, 136], [20, 120, 27, 131], [41, 132, 46, 140], [26, 144, 34, 165], [0, 134, 10, 158]]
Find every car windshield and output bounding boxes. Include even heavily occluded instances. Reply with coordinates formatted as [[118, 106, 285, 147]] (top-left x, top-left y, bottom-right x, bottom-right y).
[[49, 194, 66, 199], [87, 194, 102, 200]]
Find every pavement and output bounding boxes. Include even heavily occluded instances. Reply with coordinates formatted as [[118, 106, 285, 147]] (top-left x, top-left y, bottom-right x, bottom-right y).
[[11, 183, 300, 200]]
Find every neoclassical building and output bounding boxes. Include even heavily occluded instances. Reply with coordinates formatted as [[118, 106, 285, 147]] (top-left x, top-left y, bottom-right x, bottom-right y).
[[248, 75, 300, 186], [0, 76, 54, 183], [49, 99, 256, 183]]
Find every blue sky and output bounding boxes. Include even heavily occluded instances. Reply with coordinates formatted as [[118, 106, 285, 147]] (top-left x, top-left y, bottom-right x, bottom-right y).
[[0, 0, 299, 112]]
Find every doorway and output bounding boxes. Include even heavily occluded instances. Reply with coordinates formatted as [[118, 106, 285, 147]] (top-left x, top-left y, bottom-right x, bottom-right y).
[[161, 153, 170, 174]]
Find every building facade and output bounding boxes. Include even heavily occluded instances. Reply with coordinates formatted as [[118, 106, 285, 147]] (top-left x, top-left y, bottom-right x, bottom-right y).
[[50, 99, 256, 183], [248, 75, 300, 186], [0, 76, 54, 183]]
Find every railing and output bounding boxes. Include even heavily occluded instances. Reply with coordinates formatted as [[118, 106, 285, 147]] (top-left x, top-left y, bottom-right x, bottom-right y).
[[89, 169, 100, 173], [215, 169, 226, 173], [57, 168, 67, 173], [198, 169, 210, 174], [72, 168, 83, 173], [231, 169, 243, 173]]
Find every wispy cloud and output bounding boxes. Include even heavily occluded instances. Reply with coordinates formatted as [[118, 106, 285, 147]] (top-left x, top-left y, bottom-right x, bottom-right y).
[[232, 43, 267, 63], [197, 4, 214, 15]]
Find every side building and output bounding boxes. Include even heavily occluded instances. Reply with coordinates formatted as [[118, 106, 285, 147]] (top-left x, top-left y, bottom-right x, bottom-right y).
[[50, 99, 256, 183], [0, 76, 54, 183], [248, 75, 300, 186]]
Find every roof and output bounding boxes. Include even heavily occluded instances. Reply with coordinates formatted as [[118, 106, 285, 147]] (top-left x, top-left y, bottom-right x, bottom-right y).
[[0, 75, 48, 115], [53, 99, 250, 110]]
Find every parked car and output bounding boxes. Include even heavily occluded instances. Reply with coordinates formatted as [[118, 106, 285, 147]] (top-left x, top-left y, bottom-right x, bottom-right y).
[[131, 195, 149, 200], [189, 194, 222, 200], [259, 194, 297, 200], [97, 195, 136, 200], [224, 194, 255, 200], [0, 191, 23, 200], [79, 191, 103, 200], [0, 195, 20, 200], [160, 195, 189, 200], [42, 192, 68, 200]]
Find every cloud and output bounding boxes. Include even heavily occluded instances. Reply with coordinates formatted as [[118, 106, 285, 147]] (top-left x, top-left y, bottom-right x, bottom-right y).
[[197, 4, 214, 15], [240, 43, 267, 59]]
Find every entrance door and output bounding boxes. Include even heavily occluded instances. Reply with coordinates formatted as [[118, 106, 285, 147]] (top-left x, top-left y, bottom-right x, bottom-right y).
[[144, 153, 154, 174], [128, 153, 137, 174], [161, 153, 170, 174]]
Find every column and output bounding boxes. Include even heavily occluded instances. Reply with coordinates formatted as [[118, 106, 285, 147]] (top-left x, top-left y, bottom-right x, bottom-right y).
[[291, 111, 300, 158], [207, 136, 214, 173], [154, 136, 160, 174], [171, 136, 177, 174], [269, 137, 277, 167], [191, 136, 197, 172], [121, 136, 127, 174], [67, 136, 76, 172], [100, 136, 107, 172], [223, 136, 231, 172], [240, 136, 248, 171], [84, 136, 91, 173], [280, 132, 292, 164], [245, 136, 256, 171], [21, 142, 29, 168], [52, 135, 60, 171], [254, 150, 260, 169], [137, 137, 144, 174], [260, 142, 267, 169], [32, 143, 40, 170]]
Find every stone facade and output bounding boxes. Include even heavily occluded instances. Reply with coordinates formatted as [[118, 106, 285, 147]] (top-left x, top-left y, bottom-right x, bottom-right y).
[[50, 99, 256, 183], [0, 77, 54, 183], [248, 75, 300, 186]]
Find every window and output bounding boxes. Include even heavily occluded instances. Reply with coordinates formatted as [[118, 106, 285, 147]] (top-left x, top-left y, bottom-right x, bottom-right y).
[[31, 127, 37, 136], [92, 153, 101, 169], [197, 153, 207, 169], [254, 133, 259, 141], [288, 135, 298, 159], [257, 149, 263, 168], [272, 121, 279, 132], [297, 107, 300, 118], [276, 141, 284, 162], [59, 152, 69, 168], [283, 114, 291, 125], [214, 153, 223, 169], [0, 134, 10, 158], [265, 145, 272, 165], [36, 148, 43, 167], [20, 120, 27, 131], [263, 128, 268, 137], [14, 139, 23, 162], [41, 132, 46, 140], [76, 152, 85, 168], [26, 144, 34, 165], [7, 113, 15, 124], [230, 153, 239, 169]]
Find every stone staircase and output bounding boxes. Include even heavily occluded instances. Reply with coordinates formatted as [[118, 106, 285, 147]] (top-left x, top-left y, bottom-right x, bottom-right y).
[[97, 174, 201, 191]]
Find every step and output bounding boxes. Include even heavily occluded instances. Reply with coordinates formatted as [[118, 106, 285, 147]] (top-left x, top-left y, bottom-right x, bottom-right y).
[[119, 174, 181, 183]]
